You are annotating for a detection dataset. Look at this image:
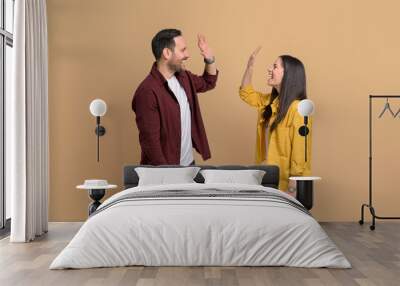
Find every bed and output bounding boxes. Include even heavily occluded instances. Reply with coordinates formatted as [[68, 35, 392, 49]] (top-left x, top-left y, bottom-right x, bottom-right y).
[[50, 165, 351, 269]]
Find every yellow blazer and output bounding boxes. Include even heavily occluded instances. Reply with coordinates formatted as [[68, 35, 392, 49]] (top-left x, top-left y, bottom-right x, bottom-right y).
[[239, 85, 312, 191]]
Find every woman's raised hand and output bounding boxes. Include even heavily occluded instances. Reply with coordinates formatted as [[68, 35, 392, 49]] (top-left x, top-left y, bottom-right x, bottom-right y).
[[247, 46, 262, 68], [241, 46, 262, 88]]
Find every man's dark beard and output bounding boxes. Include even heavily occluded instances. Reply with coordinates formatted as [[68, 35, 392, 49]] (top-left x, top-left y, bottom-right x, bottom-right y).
[[167, 60, 183, 73]]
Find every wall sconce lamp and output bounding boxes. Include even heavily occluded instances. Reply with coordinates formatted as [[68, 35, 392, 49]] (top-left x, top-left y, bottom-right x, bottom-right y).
[[89, 99, 107, 162], [297, 99, 314, 162]]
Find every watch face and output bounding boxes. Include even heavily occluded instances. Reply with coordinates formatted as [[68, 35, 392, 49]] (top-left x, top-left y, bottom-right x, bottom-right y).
[[204, 57, 215, 64]]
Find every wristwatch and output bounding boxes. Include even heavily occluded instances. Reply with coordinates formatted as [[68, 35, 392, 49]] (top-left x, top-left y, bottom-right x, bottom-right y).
[[204, 56, 215, 65]]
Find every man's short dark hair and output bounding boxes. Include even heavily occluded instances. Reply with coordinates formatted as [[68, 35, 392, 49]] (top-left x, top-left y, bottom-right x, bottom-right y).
[[151, 29, 182, 61]]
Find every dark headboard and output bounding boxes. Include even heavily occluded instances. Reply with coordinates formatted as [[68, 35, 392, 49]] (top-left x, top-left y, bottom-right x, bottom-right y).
[[123, 165, 280, 189]]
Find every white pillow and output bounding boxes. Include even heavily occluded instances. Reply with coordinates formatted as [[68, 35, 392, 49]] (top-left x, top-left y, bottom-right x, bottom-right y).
[[200, 169, 266, 185], [135, 167, 201, 186]]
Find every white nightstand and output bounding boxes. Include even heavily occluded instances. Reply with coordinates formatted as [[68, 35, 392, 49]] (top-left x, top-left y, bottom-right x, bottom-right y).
[[289, 176, 321, 210], [77, 180, 117, 215]]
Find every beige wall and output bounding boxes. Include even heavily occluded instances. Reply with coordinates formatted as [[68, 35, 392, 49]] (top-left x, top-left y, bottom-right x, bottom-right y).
[[47, 0, 400, 221]]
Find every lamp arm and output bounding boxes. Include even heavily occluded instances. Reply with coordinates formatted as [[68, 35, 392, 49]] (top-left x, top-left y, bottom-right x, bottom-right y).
[[96, 116, 100, 162], [305, 129, 308, 162], [305, 116, 308, 162], [297, 116, 309, 162]]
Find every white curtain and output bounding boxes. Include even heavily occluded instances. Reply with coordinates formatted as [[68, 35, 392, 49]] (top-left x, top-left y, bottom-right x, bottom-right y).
[[8, 0, 49, 242]]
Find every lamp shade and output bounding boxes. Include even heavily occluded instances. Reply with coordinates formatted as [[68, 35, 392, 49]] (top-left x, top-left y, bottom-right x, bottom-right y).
[[297, 99, 314, 117], [89, 99, 107, 117]]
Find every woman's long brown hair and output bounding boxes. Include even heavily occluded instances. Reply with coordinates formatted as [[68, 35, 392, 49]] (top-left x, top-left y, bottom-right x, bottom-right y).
[[263, 55, 307, 131]]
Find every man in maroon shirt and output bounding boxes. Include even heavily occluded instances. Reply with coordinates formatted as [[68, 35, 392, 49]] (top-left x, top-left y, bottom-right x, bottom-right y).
[[132, 29, 218, 165]]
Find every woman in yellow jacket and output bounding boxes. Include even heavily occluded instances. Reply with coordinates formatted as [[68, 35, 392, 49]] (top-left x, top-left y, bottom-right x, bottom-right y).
[[239, 47, 311, 192]]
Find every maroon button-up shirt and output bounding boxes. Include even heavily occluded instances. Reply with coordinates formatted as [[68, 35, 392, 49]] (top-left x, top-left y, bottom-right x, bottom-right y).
[[132, 63, 218, 165]]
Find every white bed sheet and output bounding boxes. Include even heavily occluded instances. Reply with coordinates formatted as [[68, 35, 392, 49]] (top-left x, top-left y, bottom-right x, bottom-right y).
[[50, 183, 351, 269]]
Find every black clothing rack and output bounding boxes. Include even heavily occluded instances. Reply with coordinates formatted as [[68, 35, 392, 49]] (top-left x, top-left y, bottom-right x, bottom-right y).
[[359, 95, 400, 230]]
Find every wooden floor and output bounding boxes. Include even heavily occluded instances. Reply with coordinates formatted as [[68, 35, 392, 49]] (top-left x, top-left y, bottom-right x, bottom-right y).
[[0, 222, 399, 286]]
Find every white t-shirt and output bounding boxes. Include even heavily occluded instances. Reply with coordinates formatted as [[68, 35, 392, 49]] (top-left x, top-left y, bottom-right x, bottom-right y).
[[167, 76, 194, 166]]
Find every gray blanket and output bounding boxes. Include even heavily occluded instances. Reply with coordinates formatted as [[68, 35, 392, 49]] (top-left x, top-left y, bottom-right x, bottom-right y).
[[91, 188, 310, 217]]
